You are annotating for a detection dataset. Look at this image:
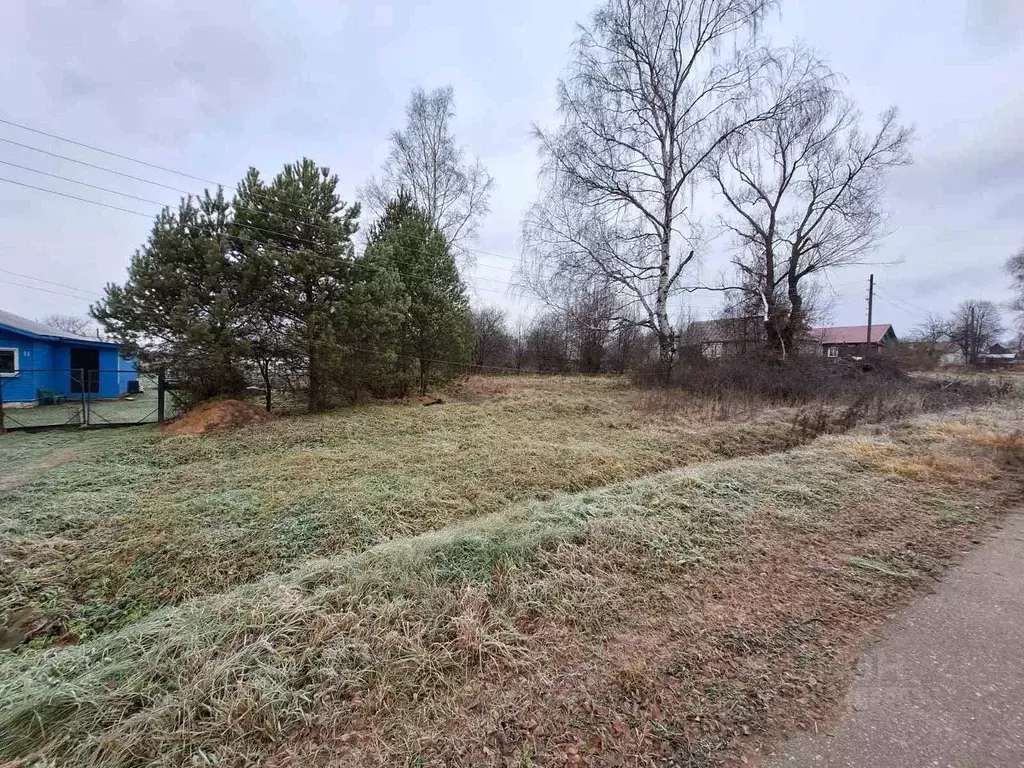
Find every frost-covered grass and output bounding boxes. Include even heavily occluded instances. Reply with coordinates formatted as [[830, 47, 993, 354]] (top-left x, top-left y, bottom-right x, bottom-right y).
[[1, 400, 1021, 766], [0, 376, 803, 644]]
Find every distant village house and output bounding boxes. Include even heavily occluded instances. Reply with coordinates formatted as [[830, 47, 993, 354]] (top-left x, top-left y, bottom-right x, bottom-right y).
[[680, 318, 898, 360], [809, 324, 899, 359], [679, 317, 765, 359], [977, 343, 1019, 366]]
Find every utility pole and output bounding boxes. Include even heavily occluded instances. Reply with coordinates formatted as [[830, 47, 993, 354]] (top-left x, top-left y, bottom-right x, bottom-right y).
[[866, 274, 874, 351]]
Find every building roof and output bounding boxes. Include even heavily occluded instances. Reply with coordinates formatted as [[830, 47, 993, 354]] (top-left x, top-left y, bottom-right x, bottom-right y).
[[682, 316, 764, 344], [0, 308, 113, 344], [809, 324, 894, 345]]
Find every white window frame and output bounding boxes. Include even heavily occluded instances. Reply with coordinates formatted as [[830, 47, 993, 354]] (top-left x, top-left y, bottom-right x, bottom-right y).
[[0, 347, 19, 377], [826, 345, 839, 359]]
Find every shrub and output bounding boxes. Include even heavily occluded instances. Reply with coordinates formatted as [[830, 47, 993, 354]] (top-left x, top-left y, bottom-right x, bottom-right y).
[[643, 353, 1010, 425]]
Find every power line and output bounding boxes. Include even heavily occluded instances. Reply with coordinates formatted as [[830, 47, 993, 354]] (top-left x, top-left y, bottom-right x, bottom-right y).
[[0, 176, 520, 298], [876, 287, 933, 317], [0, 267, 99, 298], [873, 288, 933, 321], [1, 278, 98, 302], [0, 116, 225, 189], [0, 122, 694, 315], [874, 292, 930, 321], [0, 143, 522, 277], [0, 136, 193, 196], [0, 117, 525, 270], [0, 176, 157, 218], [0, 159, 177, 207], [0, 157, 522, 285]]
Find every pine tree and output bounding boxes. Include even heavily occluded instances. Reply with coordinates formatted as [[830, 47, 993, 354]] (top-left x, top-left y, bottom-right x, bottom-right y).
[[233, 159, 364, 411], [366, 192, 475, 394], [96, 161, 416, 411], [92, 189, 250, 402]]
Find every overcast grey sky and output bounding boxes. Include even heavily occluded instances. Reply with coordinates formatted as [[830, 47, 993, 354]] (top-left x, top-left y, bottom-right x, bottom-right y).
[[1, 0, 1022, 337]]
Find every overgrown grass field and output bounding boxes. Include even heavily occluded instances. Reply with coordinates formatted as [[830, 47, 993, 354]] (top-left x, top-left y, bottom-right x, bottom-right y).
[[1, 377, 803, 645], [1, 374, 1023, 766]]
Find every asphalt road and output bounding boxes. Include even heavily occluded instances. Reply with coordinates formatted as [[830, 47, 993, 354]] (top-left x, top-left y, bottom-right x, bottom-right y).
[[766, 512, 1024, 768]]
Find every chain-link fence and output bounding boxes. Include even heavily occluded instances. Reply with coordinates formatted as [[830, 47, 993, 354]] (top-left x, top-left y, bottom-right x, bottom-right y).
[[0, 369, 181, 431]]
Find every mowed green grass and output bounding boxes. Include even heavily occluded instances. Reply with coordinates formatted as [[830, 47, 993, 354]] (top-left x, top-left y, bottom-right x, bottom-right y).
[[0, 376, 802, 644]]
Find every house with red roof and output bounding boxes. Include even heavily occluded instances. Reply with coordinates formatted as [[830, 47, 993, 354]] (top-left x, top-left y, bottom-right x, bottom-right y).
[[808, 324, 898, 359], [679, 319, 898, 359]]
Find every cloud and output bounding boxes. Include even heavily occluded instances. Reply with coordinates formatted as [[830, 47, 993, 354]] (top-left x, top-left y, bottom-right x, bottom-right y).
[[0, 0, 1020, 334], [18, 1, 300, 143], [965, 0, 1024, 50], [892, 133, 1024, 207]]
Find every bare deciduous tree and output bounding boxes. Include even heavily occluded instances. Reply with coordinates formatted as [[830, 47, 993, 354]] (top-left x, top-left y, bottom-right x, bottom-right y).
[[41, 313, 99, 339], [362, 87, 494, 257], [470, 306, 513, 369], [948, 300, 1004, 364], [1007, 246, 1024, 328], [712, 48, 912, 353], [557, 286, 621, 373], [525, 311, 570, 372], [912, 313, 950, 345], [523, 0, 778, 378]]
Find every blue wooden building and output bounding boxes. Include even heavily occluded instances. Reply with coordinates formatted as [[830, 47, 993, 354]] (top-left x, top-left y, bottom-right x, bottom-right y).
[[0, 309, 138, 404]]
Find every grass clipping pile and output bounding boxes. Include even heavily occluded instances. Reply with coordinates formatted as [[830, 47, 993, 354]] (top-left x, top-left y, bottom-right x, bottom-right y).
[[161, 398, 273, 436]]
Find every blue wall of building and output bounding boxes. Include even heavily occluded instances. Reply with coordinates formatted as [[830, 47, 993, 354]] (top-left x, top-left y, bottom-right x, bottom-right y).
[[0, 326, 138, 403], [96, 347, 125, 398], [0, 329, 40, 403]]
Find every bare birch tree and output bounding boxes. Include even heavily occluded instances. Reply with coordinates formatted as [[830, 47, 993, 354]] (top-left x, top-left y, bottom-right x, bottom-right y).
[[1007, 246, 1024, 329], [362, 87, 494, 257], [522, 0, 778, 377], [711, 48, 912, 352]]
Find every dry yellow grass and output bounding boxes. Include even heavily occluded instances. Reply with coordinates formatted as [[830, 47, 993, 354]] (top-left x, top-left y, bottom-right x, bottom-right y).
[[1, 376, 806, 646], [0, 383, 1021, 766]]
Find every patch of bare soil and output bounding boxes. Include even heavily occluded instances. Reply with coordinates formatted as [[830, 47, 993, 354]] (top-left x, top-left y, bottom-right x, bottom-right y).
[[0, 447, 78, 492], [414, 395, 445, 406], [161, 398, 274, 436]]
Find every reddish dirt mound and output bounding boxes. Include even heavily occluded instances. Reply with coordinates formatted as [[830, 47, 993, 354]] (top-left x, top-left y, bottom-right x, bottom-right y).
[[162, 399, 274, 436]]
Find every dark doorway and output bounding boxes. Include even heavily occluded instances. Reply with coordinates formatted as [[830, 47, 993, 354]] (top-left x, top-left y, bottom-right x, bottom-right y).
[[70, 348, 100, 394]]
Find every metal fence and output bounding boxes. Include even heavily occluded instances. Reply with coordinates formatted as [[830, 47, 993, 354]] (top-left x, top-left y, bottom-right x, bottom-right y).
[[0, 369, 181, 431]]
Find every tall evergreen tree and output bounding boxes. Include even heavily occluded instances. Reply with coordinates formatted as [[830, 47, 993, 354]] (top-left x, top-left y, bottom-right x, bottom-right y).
[[97, 160, 414, 411], [233, 159, 364, 411], [92, 190, 250, 401], [366, 192, 475, 394]]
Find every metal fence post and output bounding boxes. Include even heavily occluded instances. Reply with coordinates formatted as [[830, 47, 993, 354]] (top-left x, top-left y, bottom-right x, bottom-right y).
[[157, 367, 166, 423], [79, 369, 88, 427], [0, 376, 5, 433]]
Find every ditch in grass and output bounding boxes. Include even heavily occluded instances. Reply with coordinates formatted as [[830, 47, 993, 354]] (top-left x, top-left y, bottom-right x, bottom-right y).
[[2, 376, 824, 647], [1, 403, 1022, 766]]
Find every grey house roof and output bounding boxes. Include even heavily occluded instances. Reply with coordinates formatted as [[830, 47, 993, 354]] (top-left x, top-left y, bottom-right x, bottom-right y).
[[681, 317, 764, 344], [0, 308, 112, 344]]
